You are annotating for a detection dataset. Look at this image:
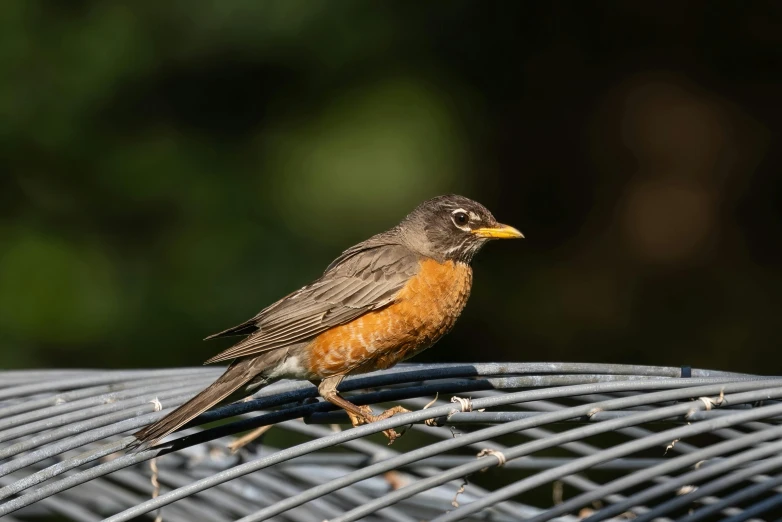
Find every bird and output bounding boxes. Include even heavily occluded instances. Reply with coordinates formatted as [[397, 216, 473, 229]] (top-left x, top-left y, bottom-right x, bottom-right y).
[[131, 194, 523, 450]]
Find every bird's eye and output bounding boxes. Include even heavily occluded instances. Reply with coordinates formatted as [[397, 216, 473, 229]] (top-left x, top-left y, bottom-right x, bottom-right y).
[[452, 211, 469, 226]]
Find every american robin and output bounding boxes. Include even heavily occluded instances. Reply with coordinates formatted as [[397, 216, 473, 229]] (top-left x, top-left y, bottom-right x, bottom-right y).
[[132, 195, 522, 449]]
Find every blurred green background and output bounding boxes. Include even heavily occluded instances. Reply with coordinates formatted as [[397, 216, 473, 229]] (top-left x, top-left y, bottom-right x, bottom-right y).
[[1, 1, 780, 374]]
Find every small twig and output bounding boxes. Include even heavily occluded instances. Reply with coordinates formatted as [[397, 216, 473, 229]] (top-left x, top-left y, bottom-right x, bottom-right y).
[[228, 425, 273, 454], [677, 485, 697, 495], [451, 396, 473, 412], [150, 458, 162, 522], [476, 448, 507, 472], [424, 393, 440, 426], [451, 478, 468, 508], [383, 471, 406, 490], [553, 480, 564, 505]]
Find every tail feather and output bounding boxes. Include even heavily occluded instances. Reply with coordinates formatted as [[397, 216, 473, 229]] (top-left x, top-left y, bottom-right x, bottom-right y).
[[129, 359, 260, 451]]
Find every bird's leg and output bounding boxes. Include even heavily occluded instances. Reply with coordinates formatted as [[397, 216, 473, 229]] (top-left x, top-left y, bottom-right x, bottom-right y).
[[316, 376, 375, 427], [316, 376, 410, 444]]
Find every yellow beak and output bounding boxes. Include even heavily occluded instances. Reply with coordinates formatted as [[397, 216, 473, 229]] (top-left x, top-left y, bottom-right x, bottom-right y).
[[471, 223, 524, 239]]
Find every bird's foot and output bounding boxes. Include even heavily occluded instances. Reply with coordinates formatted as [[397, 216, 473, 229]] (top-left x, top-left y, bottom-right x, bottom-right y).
[[347, 405, 411, 444]]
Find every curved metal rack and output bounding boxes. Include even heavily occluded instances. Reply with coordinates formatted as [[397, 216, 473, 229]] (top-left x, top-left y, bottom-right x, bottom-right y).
[[1, 363, 781, 521]]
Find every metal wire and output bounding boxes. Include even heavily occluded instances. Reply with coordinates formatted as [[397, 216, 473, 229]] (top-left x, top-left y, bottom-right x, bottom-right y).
[[1, 362, 780, 521]]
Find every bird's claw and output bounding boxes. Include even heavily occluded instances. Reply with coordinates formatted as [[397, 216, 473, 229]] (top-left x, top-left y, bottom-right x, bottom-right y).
[[347, 405, 412, 445]]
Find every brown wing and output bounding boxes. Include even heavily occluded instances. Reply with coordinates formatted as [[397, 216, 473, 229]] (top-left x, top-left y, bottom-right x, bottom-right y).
[[203, 242, 419, 364]]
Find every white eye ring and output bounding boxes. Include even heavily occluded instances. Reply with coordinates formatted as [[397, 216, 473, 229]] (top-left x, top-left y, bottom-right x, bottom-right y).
[[451, 209, 470, 230]]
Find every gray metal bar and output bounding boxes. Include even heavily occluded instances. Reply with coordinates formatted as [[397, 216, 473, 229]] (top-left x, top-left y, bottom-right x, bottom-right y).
[[0, 383, 205, 443], [0, 368, 219, 400], [342, 388, 782, 522], [534, 429, 782, 521], [679, 473, 782, 522], [1, 364, 779, 522], [233, 382, 780, 522], [622, 454, 782, 522]]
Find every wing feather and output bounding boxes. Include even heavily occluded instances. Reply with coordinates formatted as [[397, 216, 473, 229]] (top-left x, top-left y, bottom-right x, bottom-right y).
[[204, 243, 418, 364]]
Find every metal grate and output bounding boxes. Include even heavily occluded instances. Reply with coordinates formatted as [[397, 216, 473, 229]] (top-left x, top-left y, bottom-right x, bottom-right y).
[[1, 363, 782, 521]]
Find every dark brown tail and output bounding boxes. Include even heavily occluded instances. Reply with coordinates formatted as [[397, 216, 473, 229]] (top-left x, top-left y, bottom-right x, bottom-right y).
[[129, 358, 263, 451]]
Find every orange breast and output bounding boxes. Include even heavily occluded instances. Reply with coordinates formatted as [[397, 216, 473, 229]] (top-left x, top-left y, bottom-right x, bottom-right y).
[[306, 259, 473, 377]]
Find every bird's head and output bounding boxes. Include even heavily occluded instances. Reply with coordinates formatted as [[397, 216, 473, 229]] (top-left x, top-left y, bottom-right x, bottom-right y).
[[398, 194, 523, 263]]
